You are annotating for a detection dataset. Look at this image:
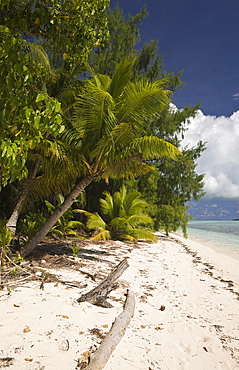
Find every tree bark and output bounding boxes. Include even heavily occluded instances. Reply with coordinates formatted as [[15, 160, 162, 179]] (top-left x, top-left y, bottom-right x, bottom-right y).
[[83, 290, 136, 370], [6, 159, 40, 236], [77, 258, 129, 308], [20, 175, 94, 257]]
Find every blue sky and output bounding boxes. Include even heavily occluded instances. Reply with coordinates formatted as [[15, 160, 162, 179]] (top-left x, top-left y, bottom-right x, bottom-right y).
[[110, 0, 239, 117]]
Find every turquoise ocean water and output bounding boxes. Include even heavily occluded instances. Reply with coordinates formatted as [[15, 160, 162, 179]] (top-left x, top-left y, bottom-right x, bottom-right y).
[[178, 220, 239, 257]]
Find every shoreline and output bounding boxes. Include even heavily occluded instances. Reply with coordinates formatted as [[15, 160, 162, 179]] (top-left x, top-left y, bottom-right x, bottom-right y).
[[172, 232, 239, 292], [1, 235, 239, 369], [175, 226, 239, 262]]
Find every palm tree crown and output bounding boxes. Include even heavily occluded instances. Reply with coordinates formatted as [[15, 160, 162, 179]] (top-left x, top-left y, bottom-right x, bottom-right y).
[[70, 58, 181, 180]]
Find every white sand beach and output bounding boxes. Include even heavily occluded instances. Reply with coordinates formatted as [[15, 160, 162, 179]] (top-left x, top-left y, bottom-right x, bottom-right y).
[[1, 233, 239, 369]]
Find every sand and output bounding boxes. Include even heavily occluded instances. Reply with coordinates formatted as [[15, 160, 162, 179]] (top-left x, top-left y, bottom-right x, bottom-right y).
[[0, 233, 239, 369]]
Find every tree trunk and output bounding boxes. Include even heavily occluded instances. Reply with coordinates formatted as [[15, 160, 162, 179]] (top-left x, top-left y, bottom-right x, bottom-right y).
[[82, 290, 136, 370], [77, 258, 129, 308], [6, 159, 40, 236], [20, 175, 94, 257]]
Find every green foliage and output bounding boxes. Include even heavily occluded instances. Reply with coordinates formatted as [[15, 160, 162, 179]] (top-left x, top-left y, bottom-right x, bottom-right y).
[[18, 193, 86, 240], [15, 58, 178, 257], [157, 204, 193, 237], [44, 195, 85, 237], [135, 141, 206, 236], [1, 0, 110, 63], [90, 4, 148, 75], [85, 185, 157, 242], [71, 244, 81, 257], [10, 253, 24, 264], [1, 0, 202, 253], [0, 219, 12, 261], [18, 213, 46, 239], [0, 25, 63, 188], [0, 0, 110, 189]]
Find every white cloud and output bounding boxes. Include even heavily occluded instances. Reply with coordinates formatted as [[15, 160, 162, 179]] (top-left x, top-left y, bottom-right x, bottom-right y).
[[181, 110, 239, 200], [232, 93, 239, 101]]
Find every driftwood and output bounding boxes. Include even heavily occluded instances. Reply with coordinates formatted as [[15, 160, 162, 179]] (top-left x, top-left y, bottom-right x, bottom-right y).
[[77, 258, 129, 308], [83, 289, 136, 370]]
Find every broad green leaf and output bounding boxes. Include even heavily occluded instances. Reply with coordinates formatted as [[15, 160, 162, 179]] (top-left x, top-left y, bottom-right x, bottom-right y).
[[55, 101, 61, 113], [55, 114, 62, 125], [36, 93, 48, 103], [34, 115, 40, 127]]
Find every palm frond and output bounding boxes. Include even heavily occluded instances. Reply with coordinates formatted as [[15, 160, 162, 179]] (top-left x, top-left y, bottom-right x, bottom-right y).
[[123, 191, 144, 213], [127, 214, 153, 227], [126, 199, 148, 217], [117, 184, 127, 201], [91, 74, 111, 91], [86, 212, 106, 230], [130, 136, 181, 160], [109, 122, 135, 151], [100, 192, 114, 219], [71, 61, 91, 77], [89, 228, 111, 241], [113, 185, 127, 218], [108, 58, 134, 100], [90, 122, 135, 169], [74, 84, 116, 143], [130, 229, 158, 242], [120, 234, 136, 242], [23, 40, 52, 71], [110, 217, 130, 232], [67, 220, 85, 229], [58, 89, 76, 113], [102, 157, 155, 180], [116, 79, 170, 131]]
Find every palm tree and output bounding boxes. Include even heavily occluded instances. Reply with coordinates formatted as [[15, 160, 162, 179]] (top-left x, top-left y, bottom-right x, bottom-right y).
[[85, 184, 157, 242], [20, 59, 181, 257]]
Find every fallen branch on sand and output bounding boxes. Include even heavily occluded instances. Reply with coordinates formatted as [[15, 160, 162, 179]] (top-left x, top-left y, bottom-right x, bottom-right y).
[[79, 289, 136, 370], [77, 258, 129, 308]]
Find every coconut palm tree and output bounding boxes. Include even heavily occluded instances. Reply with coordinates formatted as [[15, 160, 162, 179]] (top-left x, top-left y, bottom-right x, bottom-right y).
[[21, 58, 181, 257], [84, 184, 157, 242]]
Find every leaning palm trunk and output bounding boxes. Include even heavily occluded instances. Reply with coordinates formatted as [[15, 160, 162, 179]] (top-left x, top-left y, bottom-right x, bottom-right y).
[[6, 159, 41, 236], [20, 175, 94, 257]]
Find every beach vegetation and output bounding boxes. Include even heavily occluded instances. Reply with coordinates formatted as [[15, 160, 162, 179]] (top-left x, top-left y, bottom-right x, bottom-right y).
[[20, 58, 180, 256], [71, 244, 81, 257], [18, 213, 46, 240], [157, 204, 193, 237], [1, 0, 109, 233], [0, 1, 205, 256], [84, 185, 157, 242]]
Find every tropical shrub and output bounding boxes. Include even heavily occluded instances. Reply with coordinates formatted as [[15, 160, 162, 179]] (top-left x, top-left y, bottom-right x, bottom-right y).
[[84, 185, 157, 242], [18, 213, 46, 240]]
